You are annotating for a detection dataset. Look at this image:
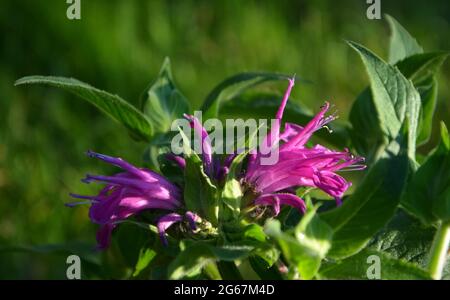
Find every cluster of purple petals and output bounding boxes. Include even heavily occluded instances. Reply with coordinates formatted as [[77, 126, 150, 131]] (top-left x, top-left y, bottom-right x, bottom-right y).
[[68, 78, 364, 249]]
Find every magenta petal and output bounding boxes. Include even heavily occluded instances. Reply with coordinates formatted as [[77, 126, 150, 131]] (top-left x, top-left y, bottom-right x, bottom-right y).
[[254, 193, 306, 215], [185, 211, 200, 231], [165, 153, 186, 169], [261, 78, 296, 152], [254, 194, 281, 215], [157, 213, 183, 246], [216, 166, 230, 181], [86, 150, 174, 186], [86, 150, 144, 178], [275, 78, 295, 120], [223, 153, 237, 168], [245, 152, 258, 180], [313, 170, 351, 204], [282, 102, 335, 150], [96, 223, 115, 250], [280, 122, 304, 142], [184, 114, 213, 175]]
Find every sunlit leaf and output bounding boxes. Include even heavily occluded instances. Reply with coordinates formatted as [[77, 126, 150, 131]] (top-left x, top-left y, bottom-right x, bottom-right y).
[[15, 76, 153, 141], [348, 41, 420, 161]]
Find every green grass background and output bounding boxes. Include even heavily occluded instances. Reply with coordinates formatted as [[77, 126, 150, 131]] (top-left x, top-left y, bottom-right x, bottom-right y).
[[0, 0, 449, 278]]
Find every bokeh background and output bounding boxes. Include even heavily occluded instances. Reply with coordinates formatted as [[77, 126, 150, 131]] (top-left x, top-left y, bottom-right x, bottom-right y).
[[0, 0, 449, 279]]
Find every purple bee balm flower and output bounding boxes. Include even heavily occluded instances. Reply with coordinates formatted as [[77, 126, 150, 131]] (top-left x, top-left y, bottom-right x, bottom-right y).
[[184, 113, 213, 176], [68, 150, 185, 249], [244, 78, 365, 214], [167, 114, 237, 182]]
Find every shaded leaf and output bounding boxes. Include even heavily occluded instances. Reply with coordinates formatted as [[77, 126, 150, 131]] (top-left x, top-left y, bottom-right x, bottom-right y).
[[368, 209, 450, 280], [141, 58, 190, 134], [402, 123, 450, 224], [319, 248, 430, 280], [396, 52, 448, 145], [248, 256, 283, 280], [184, 154, 219, 225], [321, 140, 409, 259], [396, 52, 449, 83], [386, 14, 423, 64], [168, 241, 254, 280], [201, 72, 290, 119]]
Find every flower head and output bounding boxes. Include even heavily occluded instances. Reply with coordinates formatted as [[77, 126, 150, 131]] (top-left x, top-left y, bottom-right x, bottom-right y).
[[68, 150, 197, 249], [244, 78, 365, 215]]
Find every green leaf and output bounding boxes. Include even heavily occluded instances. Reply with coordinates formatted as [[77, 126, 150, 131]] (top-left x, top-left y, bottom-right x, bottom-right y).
[[396, 52, 448, 145], [132, 248, 157, 277], [321, 141, 409, 259], [184, 153, 219, 225], [350, 51, 448, 155], [349, 88, 385, 161], [177, 128, 219, 225], [319, 248, 431, 280], [221, 178, 243, 221], [402, 122, 450, 224], [0, 242, 100, 265], [321, 210, 450, 279], [416, 77, 438, 145], [15, 76, 153, 141], [200, 72, 290, 119], [248, 256, 283, 280], [168, 241, 254, 280], [0, 242, 104, 278], [348, 41, 421, 161], [242, 224, 281, 267], [242, 224, 267, 242], [116, 223, 152, 268], [350, 33, 448, 156], [369, 210, 438, 267], [433, 186, 450, 222], [220, 123, 261, 222], [141, 58, 190, 134], [265, 205, 333, 279], [217, 261, 243, 280], [386, 14, 423, 64], [168, 242, 214, 280], [396, 52, 449, 84]]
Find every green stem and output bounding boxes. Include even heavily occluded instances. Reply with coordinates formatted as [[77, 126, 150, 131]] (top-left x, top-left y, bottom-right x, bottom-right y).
[[203, 262, 222, 280], [428, 221, 450, 280]]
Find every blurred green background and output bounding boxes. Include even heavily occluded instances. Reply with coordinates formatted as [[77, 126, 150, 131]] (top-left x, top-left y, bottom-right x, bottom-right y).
[[0, 0, 449, 279]]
